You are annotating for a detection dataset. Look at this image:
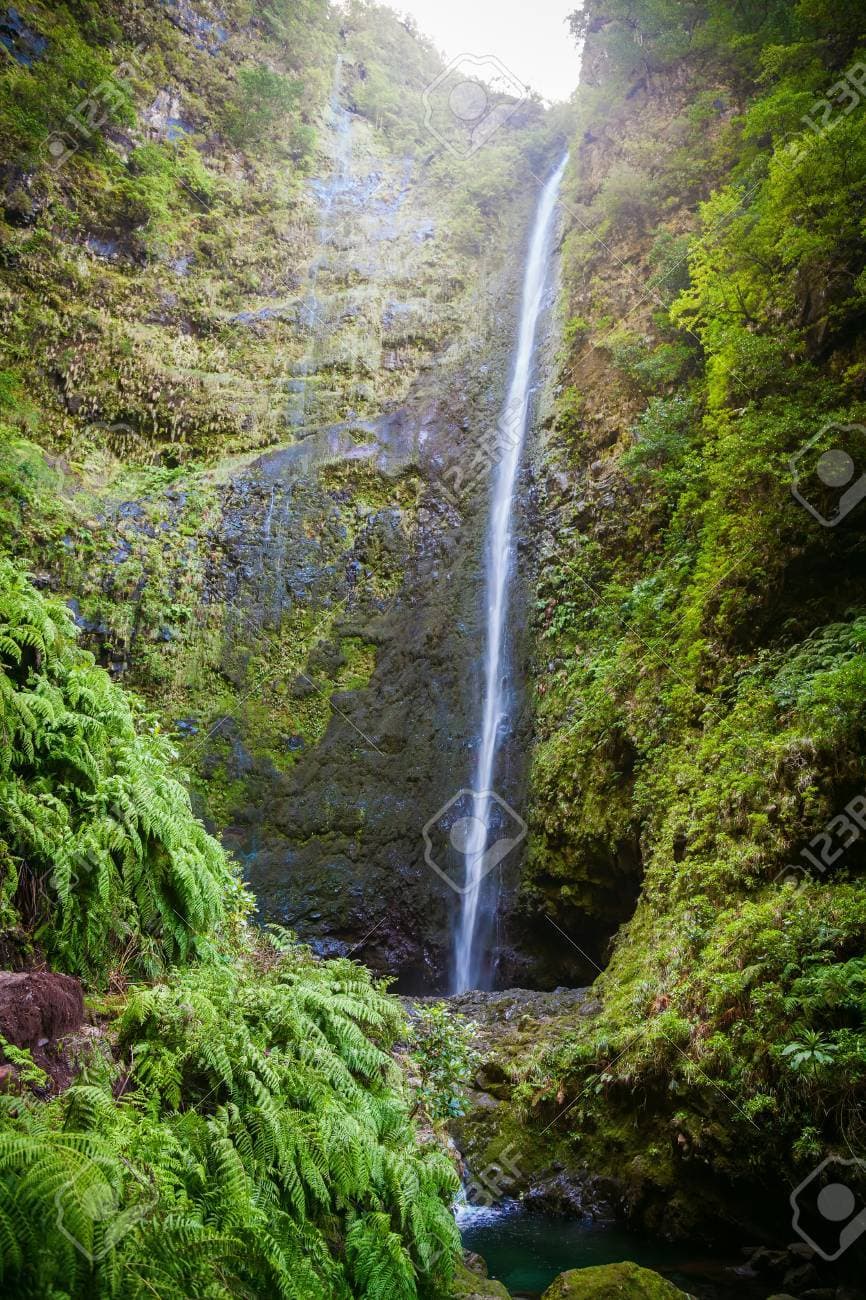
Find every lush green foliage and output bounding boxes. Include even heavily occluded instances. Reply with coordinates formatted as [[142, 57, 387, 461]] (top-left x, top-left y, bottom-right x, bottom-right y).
[[0, 940, 459, 1298], [0, 564, 462, 1295], [0, 559, 241, 979], [525, 0, 866, 1203], [408, 1003, 477, 1121], [222, 66, 306, 149], [0, 7, 132, 165], [0, 0, 564, 1292]]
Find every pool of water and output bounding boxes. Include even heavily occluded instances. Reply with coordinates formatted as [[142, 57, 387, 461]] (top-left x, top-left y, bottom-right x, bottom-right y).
[[458, 1202, 763, 1299]]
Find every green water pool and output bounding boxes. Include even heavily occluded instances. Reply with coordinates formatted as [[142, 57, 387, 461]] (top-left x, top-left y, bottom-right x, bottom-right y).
[[458, 1203, 764, 1298]]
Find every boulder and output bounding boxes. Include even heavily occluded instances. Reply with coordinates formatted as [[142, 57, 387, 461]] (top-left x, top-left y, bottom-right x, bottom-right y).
[[744, 1246, 789, 1277], [540, 1261, 689, 1299], [452, 1257, 512, 1297], [784, 1263, 821, 1291]]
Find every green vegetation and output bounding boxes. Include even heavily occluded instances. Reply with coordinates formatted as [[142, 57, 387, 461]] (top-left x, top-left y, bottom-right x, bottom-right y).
[[408, 1002, 477, 1120], [0, 559, 461, 1295], [0, 944, 460, 1297], [0, 0, 562, 975], [8, 0, 866, 1279], [222, 65, 305, 148], [0, 3, 551, 1286], [524, 0, 866, 1219], [0, 559, 238, 979], [540, 1262, 688, 1299]]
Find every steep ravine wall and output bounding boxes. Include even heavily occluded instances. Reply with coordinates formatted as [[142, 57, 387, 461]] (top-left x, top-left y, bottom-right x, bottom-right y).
[[165, 73, 543, 993], [460, 0, 866, 1257], [0, 0, 566, 990]]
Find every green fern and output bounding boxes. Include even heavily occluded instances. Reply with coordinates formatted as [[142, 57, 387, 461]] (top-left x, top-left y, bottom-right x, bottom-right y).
[[0, 563, 462, 1296], [0, 559, 245, 980], [0, 948, 460, 1298]]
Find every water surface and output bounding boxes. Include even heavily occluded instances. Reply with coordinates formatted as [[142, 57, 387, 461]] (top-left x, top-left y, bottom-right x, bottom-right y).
[[458, 1202, 763, 1299]]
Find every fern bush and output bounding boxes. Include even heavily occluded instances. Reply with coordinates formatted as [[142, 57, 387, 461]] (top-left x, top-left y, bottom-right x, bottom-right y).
[[0, 942, 460, 1298], [0, 564, 462, 1297], [0, 559, 241, 980]]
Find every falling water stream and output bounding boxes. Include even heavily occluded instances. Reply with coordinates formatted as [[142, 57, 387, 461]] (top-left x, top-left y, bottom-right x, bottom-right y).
[[453, 155, 569, 994], [292, 53, 352, 431]]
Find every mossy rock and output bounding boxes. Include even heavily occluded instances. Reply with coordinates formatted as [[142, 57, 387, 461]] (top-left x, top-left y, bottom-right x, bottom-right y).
[[451, 1258, 513, 1298], [540, 1262, 689, 1299]]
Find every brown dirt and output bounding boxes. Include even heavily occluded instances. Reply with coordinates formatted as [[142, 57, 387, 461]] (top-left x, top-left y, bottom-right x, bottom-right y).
[[0, 971, 84, 1047], [0, 971, 86, 1093]]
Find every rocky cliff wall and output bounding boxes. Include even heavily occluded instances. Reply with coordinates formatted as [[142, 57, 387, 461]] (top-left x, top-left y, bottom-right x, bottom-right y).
[[0, 0, 564, 989]]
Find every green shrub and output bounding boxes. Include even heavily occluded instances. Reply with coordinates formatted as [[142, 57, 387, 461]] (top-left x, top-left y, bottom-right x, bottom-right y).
[[0, 559, 240, 980], [223, 65, 303, 146], [0, 941, 460, 1298], [409, 1002, 477, 1120]]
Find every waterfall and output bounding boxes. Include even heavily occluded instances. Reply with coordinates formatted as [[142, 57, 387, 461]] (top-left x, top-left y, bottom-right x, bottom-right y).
[[453, 154, 568, 994], [292, 54, 351, 430]]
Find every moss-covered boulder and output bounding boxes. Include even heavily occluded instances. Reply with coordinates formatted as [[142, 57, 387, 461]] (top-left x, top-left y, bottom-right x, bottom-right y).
[[451, 1257, 513, 1297], [540, 1261, 689, 1299]]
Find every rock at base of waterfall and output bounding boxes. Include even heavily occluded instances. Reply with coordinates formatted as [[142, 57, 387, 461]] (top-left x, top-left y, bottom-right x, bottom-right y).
[[540, 1262, 689, 1298]]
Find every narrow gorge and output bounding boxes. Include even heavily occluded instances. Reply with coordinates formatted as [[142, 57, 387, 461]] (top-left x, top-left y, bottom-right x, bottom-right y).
[[0, 1, 865, 1299]]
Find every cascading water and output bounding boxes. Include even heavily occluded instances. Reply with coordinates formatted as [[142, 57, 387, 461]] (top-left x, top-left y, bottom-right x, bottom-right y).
[[453, 155, 568, 994], [292, 54, 352, 431]]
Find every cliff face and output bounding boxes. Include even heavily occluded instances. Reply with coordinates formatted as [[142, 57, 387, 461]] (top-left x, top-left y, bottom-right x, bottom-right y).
[[0, 0, 566, 989], [8, 0, 866, 1251], [504, 0, 866, 1241]]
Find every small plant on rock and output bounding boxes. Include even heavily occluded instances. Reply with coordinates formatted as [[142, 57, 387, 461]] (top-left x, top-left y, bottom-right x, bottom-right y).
[[408, 1002, 478, 1120]]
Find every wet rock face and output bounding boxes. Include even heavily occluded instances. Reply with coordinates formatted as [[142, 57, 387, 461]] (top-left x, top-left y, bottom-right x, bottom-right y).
[[39, 23, 552, 991], [127, 79, 541, 990], [201, 387, 496, 993], [63, 255, 534, 991], [453, 1256, 513, 1298], [443, 987, 610, 1203]]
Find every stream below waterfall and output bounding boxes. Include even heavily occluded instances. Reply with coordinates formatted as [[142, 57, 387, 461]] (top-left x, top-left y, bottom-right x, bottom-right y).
[[458, 1201, 766, 1299]]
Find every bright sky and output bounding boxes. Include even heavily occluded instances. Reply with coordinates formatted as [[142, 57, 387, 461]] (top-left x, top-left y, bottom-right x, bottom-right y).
[[396, 0, 582, 103]]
